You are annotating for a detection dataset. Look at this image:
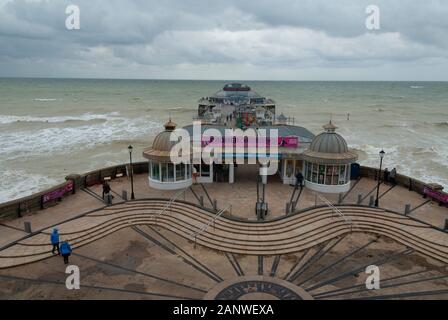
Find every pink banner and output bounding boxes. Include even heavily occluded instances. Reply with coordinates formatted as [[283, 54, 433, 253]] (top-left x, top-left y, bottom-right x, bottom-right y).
[[424, 187, 448, 204], [42, 181, 74, 203], [201, 136, 299, 148]]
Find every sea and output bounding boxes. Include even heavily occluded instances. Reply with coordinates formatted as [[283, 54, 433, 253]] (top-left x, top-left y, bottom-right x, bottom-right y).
[[0, 78, 447, 204]]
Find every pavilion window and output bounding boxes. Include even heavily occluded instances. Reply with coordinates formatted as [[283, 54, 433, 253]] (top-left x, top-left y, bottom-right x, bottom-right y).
[[311, 163, 318, 183], [318, 165, 325, 184], [333, 166, 338, 185], [201, 162, 210, 177], [295, 160, 302, 175], [306, 162, 312, 181], [181, 164, 187, 180], [151, 161, 160, 181], [339, 165, 347, 185], [167, 163, 175, 182], [175, 163, 187, 182], [286, 160, 294, 178], [161, 163, 168, 182]]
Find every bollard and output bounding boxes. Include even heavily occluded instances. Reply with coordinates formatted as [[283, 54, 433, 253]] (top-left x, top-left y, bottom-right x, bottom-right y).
[[444, 219, 448, 231], [199, 196, 204, 207], [285, 203, 290, 215], [213, 199, 218, 211], [404, 204, 411, 216], [338, 193, 343, 204], [369, 195, 375, 207], [357, 194, 363, 205], [122, 190, 128, 201], [24, 221, 32, 233]]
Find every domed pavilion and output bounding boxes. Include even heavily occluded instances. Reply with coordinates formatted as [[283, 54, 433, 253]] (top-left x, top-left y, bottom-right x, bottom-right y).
[[302, 122, 358, 193], [143, 120, 193, 190]]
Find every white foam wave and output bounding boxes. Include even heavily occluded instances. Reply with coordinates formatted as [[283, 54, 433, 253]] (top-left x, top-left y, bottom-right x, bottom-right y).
[[0, 116, 160, 160], [0, 169, 59, 204], [0, 112, 120, 124], [33, 98, 58, 102]]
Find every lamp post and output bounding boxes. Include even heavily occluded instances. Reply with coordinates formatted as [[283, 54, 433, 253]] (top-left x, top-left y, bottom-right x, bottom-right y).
[[128, 145, 135, 200], [374, 149, 385, 207]]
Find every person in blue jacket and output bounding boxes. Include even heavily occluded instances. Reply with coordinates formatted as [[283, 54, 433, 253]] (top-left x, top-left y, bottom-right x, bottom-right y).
[[60, 241, 72, 264], [50, 228, 60, 255]]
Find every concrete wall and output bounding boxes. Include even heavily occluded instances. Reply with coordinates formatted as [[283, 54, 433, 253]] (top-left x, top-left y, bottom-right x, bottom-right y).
[[0, 161, 148, 220], [359, 166, 429, 195], [0, 163, 446, 219]]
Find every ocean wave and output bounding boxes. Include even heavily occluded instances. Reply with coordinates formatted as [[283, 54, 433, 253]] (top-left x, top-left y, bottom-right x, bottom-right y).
[[0, 116, 161, 159], [166, 107, 197, 113], [350, 143, 399, 156], [379, 122, 410, 128], [0, 169, 59, 204], [0, 112, 120, 125], [410, 86, 424, 89], [433, 121, 448, 127], [33, 98, 58, 102]]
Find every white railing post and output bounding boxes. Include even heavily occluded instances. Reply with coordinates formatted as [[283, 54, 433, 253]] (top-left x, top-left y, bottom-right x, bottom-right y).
[[190, 204, 232, 247], [316, 193, 353, 231]]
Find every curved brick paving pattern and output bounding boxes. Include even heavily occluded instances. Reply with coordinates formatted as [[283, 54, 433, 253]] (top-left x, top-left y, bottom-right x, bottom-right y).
[[0, 199, 447, 269]]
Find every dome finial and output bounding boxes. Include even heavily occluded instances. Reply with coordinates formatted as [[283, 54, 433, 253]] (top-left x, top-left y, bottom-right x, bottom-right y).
[[164, 117, 176, 131], [323, 120, 337, 133]]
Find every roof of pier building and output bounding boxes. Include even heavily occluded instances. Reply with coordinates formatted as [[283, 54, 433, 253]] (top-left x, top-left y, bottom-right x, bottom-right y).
[[143, 119, 191, 163], [302, 122, 358, 165]]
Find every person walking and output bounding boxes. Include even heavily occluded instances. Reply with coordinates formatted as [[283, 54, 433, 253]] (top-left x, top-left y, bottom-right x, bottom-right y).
[[295, 171, 304, 188], [383, 168, 390, 184], [60, 241, 72, 265], [50, 228, 60, 255], [389, 168, 397, 186], [192, 166, 199, 184], [102, 181, 111, 199]]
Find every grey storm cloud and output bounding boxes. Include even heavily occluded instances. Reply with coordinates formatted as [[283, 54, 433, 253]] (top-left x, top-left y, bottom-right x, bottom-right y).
[[0, 0, 448, 80]]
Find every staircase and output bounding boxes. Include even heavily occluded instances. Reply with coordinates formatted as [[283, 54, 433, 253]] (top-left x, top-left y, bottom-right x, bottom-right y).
[[0, 200, 447, 268]]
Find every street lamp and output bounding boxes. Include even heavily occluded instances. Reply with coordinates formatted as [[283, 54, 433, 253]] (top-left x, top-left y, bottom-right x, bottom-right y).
[[128, 145, 135, 200], [374, 149, 385, 207]]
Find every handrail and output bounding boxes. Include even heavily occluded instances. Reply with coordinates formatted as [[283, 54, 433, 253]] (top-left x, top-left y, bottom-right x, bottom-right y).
[[191, 204, 232, 247], [316, 193, 353, 232], [155, 188, 188, 221]]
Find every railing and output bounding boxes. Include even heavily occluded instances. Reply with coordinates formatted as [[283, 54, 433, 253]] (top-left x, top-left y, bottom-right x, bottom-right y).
[[1, 162, 445, 220], [316, 193, 353, 232], [154, 187, 189, 222], [191, 204, 232, 248]]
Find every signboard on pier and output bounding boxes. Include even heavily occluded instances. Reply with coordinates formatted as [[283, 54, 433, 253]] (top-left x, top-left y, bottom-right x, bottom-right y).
[[201, 136, 299, 148], [423, 186, 448, 204], [42, 181, 74, 204]]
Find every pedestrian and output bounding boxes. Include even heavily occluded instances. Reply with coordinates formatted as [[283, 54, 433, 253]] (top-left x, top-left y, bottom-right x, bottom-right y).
[[383, 168, 389, 184], [295, 171, 304, 188], [60, 241, 72, 265], [390, 168, 397, 185], [192, 166, 199, 184], [102, 181, 111, 199], [50, 228, 60, 255]]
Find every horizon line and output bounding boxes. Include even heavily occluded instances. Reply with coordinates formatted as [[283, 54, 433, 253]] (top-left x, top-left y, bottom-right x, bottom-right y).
[[0, 76, 447, 82]]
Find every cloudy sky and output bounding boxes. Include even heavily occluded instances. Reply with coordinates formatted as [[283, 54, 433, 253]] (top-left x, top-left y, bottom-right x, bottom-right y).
[[0, 0, 448, 80]]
